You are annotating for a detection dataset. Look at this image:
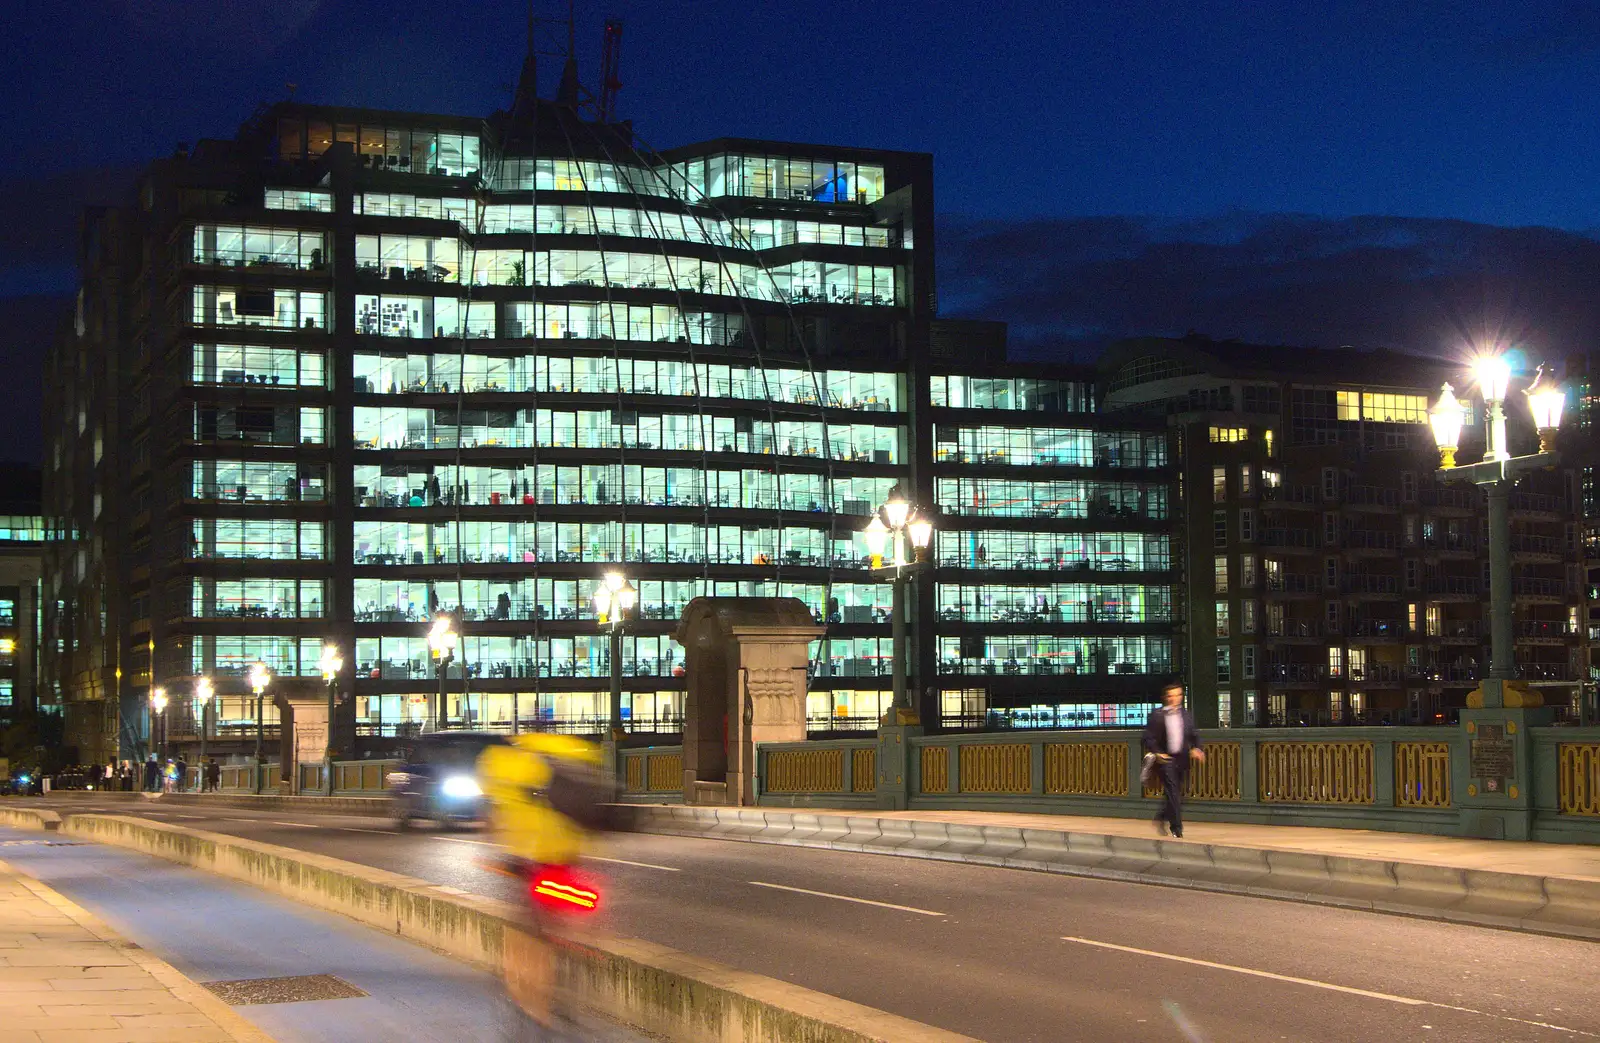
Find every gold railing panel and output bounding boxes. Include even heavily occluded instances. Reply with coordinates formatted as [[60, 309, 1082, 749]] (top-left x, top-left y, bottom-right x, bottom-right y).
[[1258, 741, 1374, 804], [625, 755, 645, 793], [1139, 743, 1241, 800], [765, 749, 844, 793], [1043, 743, 1127, 796], [1558, 743, 1600, 816], [646, 752, 683, 792], [363, 763, 384, 790], [959, 744, 1031, 794], [1395, 742, 1452, 808], [921, 746, 950, 794], [852, 747, 877, 793]]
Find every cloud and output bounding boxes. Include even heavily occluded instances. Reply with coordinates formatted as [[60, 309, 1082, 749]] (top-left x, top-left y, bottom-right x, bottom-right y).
[[937, 212, 1600, 363]]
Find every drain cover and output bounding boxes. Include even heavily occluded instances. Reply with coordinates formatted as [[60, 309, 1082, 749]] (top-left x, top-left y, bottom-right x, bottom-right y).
[[203, 974, 368, 1005]]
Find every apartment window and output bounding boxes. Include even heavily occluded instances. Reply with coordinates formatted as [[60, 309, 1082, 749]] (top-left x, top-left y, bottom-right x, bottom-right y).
[[1209, 426, 1248, 443], [1214, 510, 1227, 547], [1348, 647, 1367, 681], [1215, 600, 1230, 638], [1269, 692, 1287, 724], [1261, 467, 1281, 489], [1404, 559, 1419, 590], [1242, 645, 1257, 681], [1407, 602, 1418, 633], [1401, 471, 1417, 502], [1567, 524, 1578, 554], [1264, 429, 1275, 456], [1213, 466, 1227, 500], [1403, 515, 1417, 546], [1328, 646, 1344, 679], [1322, 467, 1339, 499], [1216, 646, 1231, 683], [1330, 689, 1345, 723], [1349, 690, 1366, 719], [1239, 465, 1254, 497], [1425, 604, 1441, 637], [1244, 690, 1259, 726], [1324, 511, 1340, 546], [1214, 555, 1229, 592], [1324, 556, 1339, 589], [1240, 554, 1257, 588], [1240, 509, 1255, 543], [1217, 693, 1232, 728], [1325, 600, 1341, 631], [1241, 600, 1257, 634]]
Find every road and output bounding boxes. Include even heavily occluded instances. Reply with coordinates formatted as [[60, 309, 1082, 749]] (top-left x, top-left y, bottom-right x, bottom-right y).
[[29, 797, 1599, 1043]]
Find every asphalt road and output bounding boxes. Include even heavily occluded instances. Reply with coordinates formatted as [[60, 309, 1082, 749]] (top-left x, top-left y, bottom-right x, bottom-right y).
[[27, 796, 1600, 1043]]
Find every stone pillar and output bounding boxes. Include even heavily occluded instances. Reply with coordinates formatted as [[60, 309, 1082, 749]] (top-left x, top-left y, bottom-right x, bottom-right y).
[[289, 699, 331, 795], [674, 598, 823, 806]]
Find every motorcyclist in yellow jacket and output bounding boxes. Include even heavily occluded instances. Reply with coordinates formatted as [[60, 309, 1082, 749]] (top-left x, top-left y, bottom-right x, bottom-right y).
[[477, 732, 603, 869]]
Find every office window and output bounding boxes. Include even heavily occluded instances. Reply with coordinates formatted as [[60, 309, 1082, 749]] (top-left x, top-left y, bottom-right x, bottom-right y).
[[1239, 465, 1254, 497], [1240, 554, 1257, 588], [1215, 600, 1230, 638], [1241, 600, 1257, 634], [1336, 390, 1361, 421], [1213, 466, 1226, 500], [1239, 509, 1255, 543], [1327, 646, 1344, 679], [1214, 555, 1228, 593], [1216, 646, 1231, 683], [1242, 645, 1257, 680], [1361, 393, 1428, 423], [1213, 510, 1227, 547], [1209, 426, 1248, 443]]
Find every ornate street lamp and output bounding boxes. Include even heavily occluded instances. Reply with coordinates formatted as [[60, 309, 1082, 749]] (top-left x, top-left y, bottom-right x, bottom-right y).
[[427, 614, 458, 729], [248, 662, 271, 794], [864, 489, 935, 726], [319, 644, 343, 795], [149, 687, 168, 763], [593, 571, 638, 741], [194, 676, 213, 771], [1429, 355, 1563, 711]]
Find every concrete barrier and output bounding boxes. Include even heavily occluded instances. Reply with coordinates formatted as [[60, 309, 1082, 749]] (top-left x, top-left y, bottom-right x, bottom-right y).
[[40, 790, 395, 816], [633, 805, 1600, 942], [0, 806, 61, 831], [60, 814, 976, 1043]]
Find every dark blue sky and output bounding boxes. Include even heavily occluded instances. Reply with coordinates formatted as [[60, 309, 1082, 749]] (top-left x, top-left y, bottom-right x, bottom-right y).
[[6, 0, 1600, 461]]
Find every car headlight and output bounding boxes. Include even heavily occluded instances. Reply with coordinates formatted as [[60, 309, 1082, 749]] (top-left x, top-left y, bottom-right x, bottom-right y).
[[440, 775, 482, 799]]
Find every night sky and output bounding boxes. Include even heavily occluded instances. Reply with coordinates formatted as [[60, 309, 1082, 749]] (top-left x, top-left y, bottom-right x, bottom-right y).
[[6, 0, 1600, 462]]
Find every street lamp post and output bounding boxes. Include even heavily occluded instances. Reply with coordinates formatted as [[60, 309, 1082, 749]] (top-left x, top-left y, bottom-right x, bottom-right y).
[[248, 662, 271, 794], [149, 687, 168, 764], [593, 571, 638, 743], [1428, 357, 1564, 708], [862, 489, 935, 727], [427, 614, 457, 730], [319, 644, 343, 796], [194, 677, 213, 772]]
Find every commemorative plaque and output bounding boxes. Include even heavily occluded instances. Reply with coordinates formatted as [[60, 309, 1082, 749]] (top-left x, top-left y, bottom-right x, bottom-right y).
[[1469, 723, 1515, 794]]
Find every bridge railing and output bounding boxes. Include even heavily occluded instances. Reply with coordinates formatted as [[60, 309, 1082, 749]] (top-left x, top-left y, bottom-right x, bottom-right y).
[[619, 745, 687, 802]]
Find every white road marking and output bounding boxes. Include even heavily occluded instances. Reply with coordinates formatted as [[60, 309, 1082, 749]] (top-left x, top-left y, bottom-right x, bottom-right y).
[[270, 821, 323, 828], [1061, 936, 1598, 1037], [433, 885, 471, 895], [588, 855, 680, 873], [335, 827, 401, 836], [747, 881, 945, 917], [431, 835, 497, 847]]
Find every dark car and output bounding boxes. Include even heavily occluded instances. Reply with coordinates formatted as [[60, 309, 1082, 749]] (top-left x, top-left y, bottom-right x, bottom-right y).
[[387, 731, 508, 830]]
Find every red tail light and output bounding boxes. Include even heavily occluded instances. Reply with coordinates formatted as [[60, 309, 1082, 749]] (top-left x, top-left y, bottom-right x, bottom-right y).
[[529, 865, 600, 914]]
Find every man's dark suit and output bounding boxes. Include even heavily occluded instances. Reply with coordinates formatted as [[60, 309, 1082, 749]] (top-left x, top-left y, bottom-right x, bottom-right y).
[[1142, 706, 1202, 836]]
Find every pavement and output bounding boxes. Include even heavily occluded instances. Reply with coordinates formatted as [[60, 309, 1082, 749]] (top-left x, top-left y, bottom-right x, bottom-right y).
[[0, 852, 271, 1043], [844, 807, 1600, 881], [16, 796, 1600, 1042], [0, 825, 652, 1043]]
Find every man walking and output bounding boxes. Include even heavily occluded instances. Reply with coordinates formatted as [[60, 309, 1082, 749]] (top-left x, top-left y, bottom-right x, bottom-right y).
[[1143, 682, 1204, 838]]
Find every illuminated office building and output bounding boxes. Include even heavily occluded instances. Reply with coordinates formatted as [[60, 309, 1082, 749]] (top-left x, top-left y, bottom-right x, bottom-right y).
[[42, 56, 1178, 767]]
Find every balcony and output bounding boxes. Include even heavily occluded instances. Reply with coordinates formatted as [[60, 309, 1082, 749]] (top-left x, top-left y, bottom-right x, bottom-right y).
[[1349, 663, 1415, 685], [1342, 573, 1400, 596], [1516, 620, 1578, 641], [1343, 529, 1398, 553], [1519, 663, 1579, 682], [1425, 576, 1480, 599], [1513, 577, 1567, 601], [1420, 486, 1479, 512], [1264, 574, 1320, 596], [1264, 662, 1330, 685], [1421, 533, 1477, 556], [1511, 492, 1567, 517], [1430, 620, 1483, 643], [1348, 619, 1403, 641], [1509, 534, 1562, 560], [1342, 485, 1398, 510], [1262, 484, 1319, 508], [1265, 619, 1323, 641], [1260, 528, 1317, 552]]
